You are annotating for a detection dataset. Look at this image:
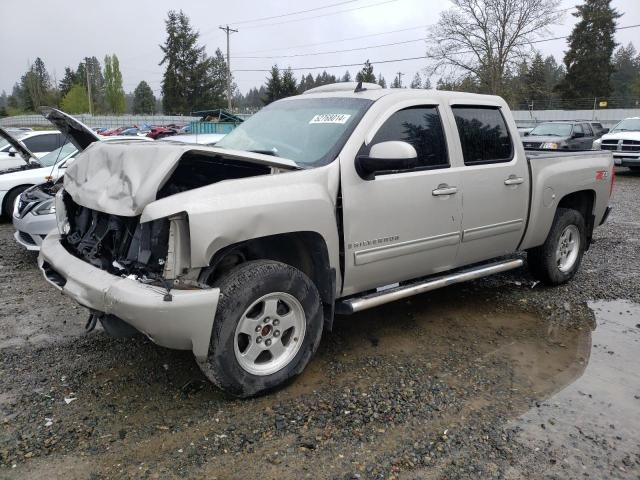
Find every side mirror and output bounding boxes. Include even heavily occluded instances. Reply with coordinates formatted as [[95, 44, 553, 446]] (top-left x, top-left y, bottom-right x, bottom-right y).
[[8, 147, 16, 157], [523, 131, 530, 136], [572, 131, 585, 138], [602, 128, 609, 134], [356, 141, 418, 180]]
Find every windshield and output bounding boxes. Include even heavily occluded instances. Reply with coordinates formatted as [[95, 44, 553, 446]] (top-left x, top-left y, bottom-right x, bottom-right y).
[[611, 118, 640, 133], [529, 123, 573, 137], [216, 97, 373, 167], [38, 142, 77, 167]]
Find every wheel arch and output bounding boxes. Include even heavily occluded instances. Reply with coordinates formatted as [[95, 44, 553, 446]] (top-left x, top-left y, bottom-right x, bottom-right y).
[[201, 231, 337, 331], [2, 184, 35, 217], [556, 189, 596, 248]]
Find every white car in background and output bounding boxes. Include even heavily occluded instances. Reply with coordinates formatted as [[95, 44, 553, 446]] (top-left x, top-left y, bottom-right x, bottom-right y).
[[12, 111, 224, 251], [0, 130, 66, 170], [593, 117, 640, 171], [1, 108, 152, 220]]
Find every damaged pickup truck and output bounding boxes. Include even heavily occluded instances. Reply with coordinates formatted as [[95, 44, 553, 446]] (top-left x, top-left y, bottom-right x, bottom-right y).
[[39, 83, 614, 397]]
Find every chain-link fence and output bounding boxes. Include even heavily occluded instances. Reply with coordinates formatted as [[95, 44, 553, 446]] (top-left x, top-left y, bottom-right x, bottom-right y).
[[0, 114, 201, 129], [510, 96, 640, 111]]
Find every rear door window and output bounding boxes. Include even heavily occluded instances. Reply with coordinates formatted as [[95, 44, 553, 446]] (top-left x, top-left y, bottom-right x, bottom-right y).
[[371, 106, 449, 169], [23, 133, 64, 153], [573, 124, 584, 136], [451, 107, 513, 165], [582, 123, 593, 136]]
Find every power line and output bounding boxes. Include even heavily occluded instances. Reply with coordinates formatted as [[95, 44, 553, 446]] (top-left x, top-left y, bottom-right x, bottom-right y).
[[235, 37, 426, 59], [222, 0, 400, 31], [220, 0, 359, 27], [236, 24, 431, 55], [233, 23, 640, 73]]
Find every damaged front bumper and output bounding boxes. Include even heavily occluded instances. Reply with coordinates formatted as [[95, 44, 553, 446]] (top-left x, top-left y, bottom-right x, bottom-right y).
[[38, 233, 219, 361]]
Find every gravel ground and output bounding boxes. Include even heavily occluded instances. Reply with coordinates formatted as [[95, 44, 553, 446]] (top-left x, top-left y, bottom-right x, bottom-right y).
[[0, 169, 639, 479]]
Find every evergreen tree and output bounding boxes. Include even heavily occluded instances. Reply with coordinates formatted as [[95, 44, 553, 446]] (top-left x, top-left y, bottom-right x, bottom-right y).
[[77, 57, 105, 112], [59, 67, 78, 97], [410, 72, 422, 89], [391, 75, 402, 88], [423, 77, 432, 89], [159, 10, 221, 113], [104, 54, 126, 114], [525, 53, 547, 102], [281, 68, 298, 97], [355, 60, 376, 83], [341, 71, 352, 82], [19, 57, 52, 111], [132, 81, 156, 114], [557, 0, 621, 100], [264, 65, 282, 104], [298, 75, 307, 93], [207, 48, 230, 109], [610, 43, 640, 102], [378, 76, 387, 88], [305, 73, 314, 89]]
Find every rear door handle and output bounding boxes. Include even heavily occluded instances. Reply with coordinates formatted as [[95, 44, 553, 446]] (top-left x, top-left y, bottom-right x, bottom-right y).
[[504, 176, 524, 185], [432, 184, 458, 196]]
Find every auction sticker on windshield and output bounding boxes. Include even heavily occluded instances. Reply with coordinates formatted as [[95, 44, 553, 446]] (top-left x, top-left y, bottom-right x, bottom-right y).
[[309, 114, 352, 124]]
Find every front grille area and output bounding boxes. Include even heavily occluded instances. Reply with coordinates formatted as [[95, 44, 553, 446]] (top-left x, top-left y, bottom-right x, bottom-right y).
[[601, 140, 640, 152], [62, 192, 169, 279], [622, 140, 640, 152], [19, 231, 35, 245]]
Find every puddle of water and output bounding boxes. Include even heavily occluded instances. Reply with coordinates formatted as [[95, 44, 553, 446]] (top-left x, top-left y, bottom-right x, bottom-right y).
[[512, 299, 640, 474]]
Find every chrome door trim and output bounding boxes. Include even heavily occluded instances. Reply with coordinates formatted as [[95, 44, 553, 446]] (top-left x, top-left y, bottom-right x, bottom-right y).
[[354, 231, 461, 266], [462, 218, 524, 243]]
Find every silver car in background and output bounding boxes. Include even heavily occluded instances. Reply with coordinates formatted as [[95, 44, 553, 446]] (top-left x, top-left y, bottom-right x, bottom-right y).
[[13, 109, 153, 251]]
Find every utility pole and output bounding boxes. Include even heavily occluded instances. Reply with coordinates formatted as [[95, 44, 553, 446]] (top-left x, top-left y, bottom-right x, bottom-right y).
[[396, 72, 404, 88], [219, 25, 238, 112], [85, 58, 93, 116]]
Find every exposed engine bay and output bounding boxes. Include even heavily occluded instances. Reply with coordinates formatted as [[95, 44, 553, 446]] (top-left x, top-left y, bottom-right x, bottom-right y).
[[62, 192, 170, 281], [157, 152, 271, 198]]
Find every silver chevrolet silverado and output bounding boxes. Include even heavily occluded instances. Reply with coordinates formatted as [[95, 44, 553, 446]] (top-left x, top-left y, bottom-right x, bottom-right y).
[[38, 84, 614, 397]]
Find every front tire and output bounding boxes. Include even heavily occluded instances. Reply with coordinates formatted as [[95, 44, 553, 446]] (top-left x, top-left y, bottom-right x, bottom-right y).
[[199, 260, 323, 397], [2, 186, 28, 219], [527, 208, 586, 285]]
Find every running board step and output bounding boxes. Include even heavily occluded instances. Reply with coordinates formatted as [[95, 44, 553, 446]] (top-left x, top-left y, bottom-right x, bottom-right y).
[[335, 259, 524, 314]]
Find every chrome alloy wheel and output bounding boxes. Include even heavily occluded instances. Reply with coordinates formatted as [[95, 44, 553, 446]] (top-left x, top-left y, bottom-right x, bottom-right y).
[[233, 292, 306, 376], [556, 224, 580, 273]]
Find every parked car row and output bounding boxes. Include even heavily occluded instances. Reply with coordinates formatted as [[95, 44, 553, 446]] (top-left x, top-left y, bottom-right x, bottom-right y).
[[0, 109, 225, 252]]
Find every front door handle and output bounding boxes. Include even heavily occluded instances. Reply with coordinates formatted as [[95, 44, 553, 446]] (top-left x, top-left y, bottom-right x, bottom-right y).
[[504, 176, 524, 186], [432, 184, 458, 196]]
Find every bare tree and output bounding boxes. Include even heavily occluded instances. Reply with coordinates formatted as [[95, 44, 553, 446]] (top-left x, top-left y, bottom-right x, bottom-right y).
[[426, 0, 563, 94]]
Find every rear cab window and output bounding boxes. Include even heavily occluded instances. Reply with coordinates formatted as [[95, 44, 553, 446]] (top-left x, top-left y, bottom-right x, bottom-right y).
[[370, 106, 449, 170], [451, 106, 513, 165]]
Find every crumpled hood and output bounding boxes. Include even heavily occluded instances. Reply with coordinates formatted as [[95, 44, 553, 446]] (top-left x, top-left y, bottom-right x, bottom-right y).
[[64, 142, 298, 216]]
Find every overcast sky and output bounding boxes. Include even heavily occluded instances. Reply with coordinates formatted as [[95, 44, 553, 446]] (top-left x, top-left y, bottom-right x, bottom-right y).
[[1, 0, 639, 97]]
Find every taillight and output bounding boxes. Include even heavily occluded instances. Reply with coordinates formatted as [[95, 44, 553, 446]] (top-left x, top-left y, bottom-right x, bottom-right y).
[[610, 164, 615, 197]]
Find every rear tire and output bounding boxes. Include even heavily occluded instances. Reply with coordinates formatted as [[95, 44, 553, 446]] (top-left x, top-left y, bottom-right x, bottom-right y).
[[527, 208, 586, 285], [198, 260, 323, 397]]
